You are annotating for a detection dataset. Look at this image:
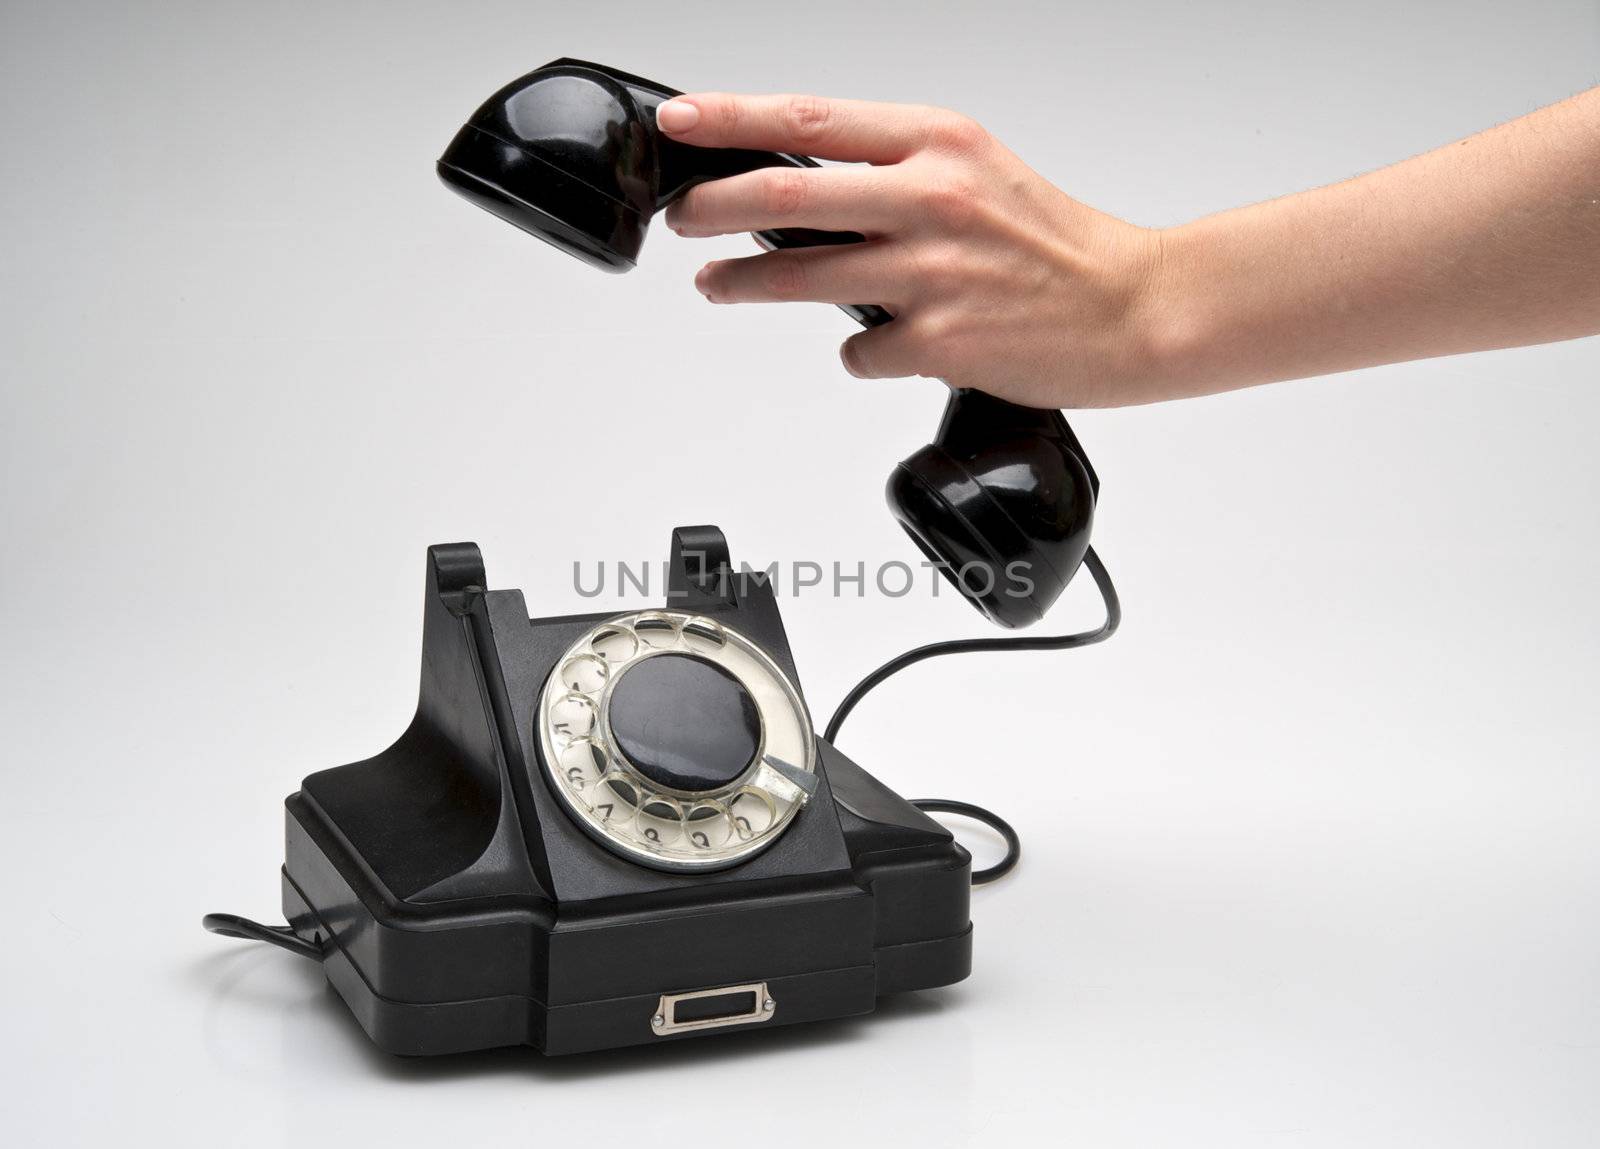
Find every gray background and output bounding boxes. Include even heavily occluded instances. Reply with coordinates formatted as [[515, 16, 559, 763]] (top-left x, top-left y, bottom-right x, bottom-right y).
[[2, 1, 1596, 1145]]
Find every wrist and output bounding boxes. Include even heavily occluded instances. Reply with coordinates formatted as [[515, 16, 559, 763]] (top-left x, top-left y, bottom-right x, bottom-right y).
[[1131, 219, 1229, 403], [1067, 219, 1193, 408]]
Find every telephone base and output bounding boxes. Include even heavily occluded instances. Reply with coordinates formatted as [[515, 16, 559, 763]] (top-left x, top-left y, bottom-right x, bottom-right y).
[[272, 527, 974, 1056], [283, 871, 972, 1056]]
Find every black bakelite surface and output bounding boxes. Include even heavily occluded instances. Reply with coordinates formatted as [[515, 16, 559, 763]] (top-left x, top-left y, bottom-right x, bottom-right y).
[[608, 653, 761, 792]]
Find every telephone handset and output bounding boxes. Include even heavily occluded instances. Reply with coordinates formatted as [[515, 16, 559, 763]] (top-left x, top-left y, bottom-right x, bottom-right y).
[[437, 58, 1098, 628]]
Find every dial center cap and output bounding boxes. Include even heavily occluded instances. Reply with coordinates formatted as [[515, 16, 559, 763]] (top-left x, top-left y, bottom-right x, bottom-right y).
[[607, 653, 761, 792]]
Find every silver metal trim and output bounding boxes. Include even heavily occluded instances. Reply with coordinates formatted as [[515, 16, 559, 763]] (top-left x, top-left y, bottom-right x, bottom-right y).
[[536, 610, 816, 873], [651, 982, 777, 1036]]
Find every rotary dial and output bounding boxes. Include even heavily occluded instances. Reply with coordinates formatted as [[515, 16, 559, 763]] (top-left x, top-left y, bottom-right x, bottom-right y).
[[537, 611, 817, 871]]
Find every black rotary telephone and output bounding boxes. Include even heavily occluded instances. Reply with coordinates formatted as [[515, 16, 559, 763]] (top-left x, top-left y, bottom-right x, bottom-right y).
[[204, 61, 1121, 1058]]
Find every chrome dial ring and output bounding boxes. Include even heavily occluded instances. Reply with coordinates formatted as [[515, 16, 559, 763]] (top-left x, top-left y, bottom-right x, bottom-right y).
[[537, 611, 816, 871]]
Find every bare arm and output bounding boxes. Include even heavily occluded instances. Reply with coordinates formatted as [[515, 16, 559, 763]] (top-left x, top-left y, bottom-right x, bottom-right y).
[[656, 87, 1600, 407], [1156, 86, 1600, 402]]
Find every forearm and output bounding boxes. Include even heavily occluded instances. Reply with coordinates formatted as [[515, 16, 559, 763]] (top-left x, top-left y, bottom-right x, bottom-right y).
[[1151, 86, 1600, 400], [659, 86, 1599, 408]]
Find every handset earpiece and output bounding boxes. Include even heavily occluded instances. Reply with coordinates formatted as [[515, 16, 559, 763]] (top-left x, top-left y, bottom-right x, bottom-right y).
[[436, 63, 656, 270], [435, 58, 891, 297], [439, 58, 1100, 626], [889, 389, 1097, 629]]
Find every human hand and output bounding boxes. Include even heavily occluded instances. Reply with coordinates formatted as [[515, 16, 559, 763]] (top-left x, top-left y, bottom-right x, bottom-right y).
[[661, 86, 1600, 410], [656, 93, 1169, 409]]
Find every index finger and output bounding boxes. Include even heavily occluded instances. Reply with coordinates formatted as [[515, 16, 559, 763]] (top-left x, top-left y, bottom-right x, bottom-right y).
[[656, 92, 957, 164]]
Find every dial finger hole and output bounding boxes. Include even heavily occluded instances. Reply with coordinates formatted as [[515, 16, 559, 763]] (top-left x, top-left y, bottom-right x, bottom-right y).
[[590, 626, 638, 665], [636, 795, 684, 847], [559, 653, 609, 694], [634, 612, 681, 649], [548, 694, 597, 739], [728, 787, 778, 841], [589, 772, 641, 825], [684, 802, 734, 850], [558, 740, 607, 795], [682, 617, 727, 653]]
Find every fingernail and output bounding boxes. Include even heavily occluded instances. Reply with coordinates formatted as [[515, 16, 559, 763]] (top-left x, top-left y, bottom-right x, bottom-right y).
[[656, 99, 700, 134]]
